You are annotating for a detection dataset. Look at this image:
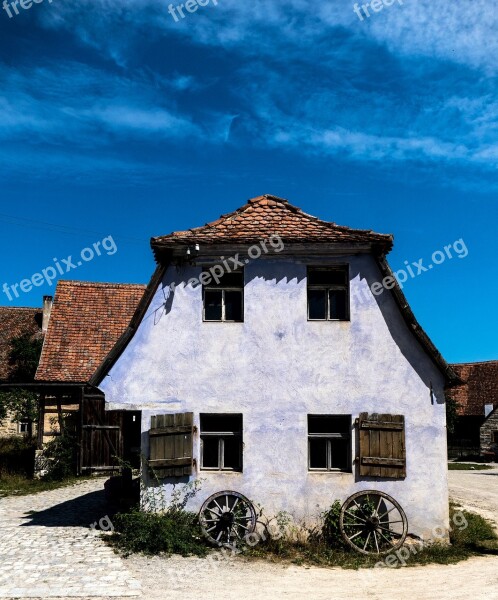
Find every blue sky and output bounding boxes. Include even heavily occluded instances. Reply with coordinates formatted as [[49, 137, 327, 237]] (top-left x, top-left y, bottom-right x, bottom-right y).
[[0, 0, 497, 363]]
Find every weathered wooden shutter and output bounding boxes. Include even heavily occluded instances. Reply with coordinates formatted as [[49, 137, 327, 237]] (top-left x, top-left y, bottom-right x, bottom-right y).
[[148, 413, 194, 477], [358, 413, 406, 479]]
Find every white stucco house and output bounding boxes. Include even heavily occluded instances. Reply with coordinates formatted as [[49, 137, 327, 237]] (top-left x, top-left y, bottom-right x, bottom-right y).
[[91, 194, 459, 545]]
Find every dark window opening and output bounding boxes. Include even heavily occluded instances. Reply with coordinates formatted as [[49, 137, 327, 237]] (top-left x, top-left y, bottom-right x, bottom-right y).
[[200, 414, 243, 471], [307, 267, 349, 321], [308, 415, 351, 472], [18, 421, 29, 434], [203, 269, 243, 322]]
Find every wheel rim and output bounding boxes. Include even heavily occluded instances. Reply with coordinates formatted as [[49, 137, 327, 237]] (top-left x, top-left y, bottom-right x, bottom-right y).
[[199, 491, 257, 547], [339, 490, 408, 555]]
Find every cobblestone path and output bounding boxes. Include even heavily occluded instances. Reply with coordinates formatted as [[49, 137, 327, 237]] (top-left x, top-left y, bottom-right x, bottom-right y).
[[0, 479, 141, 598]]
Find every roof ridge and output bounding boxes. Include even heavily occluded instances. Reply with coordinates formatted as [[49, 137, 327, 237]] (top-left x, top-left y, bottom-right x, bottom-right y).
[[0, 306, 42, 311], [451, 360, 498, 366], [57, 280, 146, 288]]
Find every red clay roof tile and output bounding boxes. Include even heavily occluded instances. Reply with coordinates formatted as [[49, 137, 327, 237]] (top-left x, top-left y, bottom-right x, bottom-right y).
[[35, 281, 145, 383], [151, 194, 393, 256], [448, 361, 498, 416]]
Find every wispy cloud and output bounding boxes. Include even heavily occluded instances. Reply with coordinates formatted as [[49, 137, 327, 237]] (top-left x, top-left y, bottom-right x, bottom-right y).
[[2, 0, 498, 189]]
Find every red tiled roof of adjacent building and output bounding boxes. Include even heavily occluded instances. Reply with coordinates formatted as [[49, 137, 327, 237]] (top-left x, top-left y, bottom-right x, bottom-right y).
[[35, 281, 146, 383], [448, 361, 498, 416], [0, 307, 43, 380], [151, 194, 393, 258]]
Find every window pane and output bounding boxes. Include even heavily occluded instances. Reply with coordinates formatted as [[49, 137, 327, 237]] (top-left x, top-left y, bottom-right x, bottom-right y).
[[204, 290, 222, 320], [308, 289, 327, 319], [224, 290, 243, 321], [309, 438, 328, 469], [223, 437, 242, 470], [202, 438, 219, 468], [309, 268, 347, 286], [330, 439, 349, 470], [329, 289, 347, 320], [309, 415, 350, 434], [201, 414, 242, 433]]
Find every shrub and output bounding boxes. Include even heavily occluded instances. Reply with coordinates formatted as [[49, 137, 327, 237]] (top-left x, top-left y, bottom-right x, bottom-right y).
[[41, 428, 77, 481], [110, 509, 208, 557], [0, 436, 36, 477], [321, 500, 348, 549]]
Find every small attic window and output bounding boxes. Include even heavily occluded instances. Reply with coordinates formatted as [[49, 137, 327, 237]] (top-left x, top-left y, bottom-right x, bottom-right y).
[[203, 269, 244, 322], [307, 267, 349, 321]]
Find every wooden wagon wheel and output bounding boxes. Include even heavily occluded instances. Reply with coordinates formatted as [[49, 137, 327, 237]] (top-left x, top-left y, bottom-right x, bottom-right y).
[[339, 490, 408, 555], [199, 491, 257, 547]]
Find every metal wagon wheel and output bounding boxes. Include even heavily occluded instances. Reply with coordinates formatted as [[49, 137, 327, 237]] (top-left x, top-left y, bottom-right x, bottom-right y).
[[339, 490, 408, 555], [199, 490, 257, 547]]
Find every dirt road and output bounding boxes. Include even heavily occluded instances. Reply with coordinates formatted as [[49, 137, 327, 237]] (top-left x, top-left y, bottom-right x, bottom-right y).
[[448, 464, 498, 531]]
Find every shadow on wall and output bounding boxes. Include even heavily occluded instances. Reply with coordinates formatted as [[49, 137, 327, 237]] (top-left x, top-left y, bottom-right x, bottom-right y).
[[350, 261, 444, 406], [155, 259, 440, 405]]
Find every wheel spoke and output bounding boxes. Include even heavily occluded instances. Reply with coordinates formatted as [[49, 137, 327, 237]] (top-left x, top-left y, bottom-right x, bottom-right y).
[[376, 496, 383, 513], [378, 506, 397, 520], [377, 525, 402, 537], [349, 530, 365, 541], [373, 531, 380, 553], [345, 509, 367, 523], [377, 529, 395, 547], [213, 499, 223, 512], [362, 532, 372, 551]]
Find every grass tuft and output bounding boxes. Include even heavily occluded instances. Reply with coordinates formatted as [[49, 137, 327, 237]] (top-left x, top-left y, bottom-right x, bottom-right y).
[[448, 463, 493, 470]]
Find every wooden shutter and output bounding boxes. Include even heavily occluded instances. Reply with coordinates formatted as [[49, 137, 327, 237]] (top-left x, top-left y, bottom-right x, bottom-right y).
[[148, 413, 194, 477], [358, 413, 406, 479]]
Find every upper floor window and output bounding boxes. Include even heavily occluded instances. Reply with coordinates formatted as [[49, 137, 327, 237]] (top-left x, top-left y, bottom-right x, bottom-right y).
[[203, 269, 243, 322], [307, 267, 349, 321], [200, 414, 243, 471]]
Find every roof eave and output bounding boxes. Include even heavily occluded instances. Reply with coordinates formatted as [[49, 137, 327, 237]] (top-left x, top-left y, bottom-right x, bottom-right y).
[[151, 239, 393, 264]]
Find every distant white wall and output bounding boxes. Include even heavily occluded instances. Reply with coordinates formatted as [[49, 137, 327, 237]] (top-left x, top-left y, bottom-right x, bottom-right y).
[[101, 254, 449, 540]]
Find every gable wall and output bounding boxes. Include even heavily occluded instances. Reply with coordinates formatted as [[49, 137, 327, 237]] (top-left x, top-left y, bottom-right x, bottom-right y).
[[101, 254, 449, 540]]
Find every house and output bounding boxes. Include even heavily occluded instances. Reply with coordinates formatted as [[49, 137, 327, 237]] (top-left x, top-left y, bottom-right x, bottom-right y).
[[34, 280, 146, 473], [447, 361, 498, 458], [87, 194, 459, 542], [0, 302, 46, 436]]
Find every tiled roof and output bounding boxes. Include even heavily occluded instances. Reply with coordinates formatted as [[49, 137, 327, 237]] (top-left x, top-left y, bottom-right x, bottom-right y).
[[448, 361, 498, 416], [151, 194, 393, 256], [0, 307, 42, 380], [35, 281, 146, 383]]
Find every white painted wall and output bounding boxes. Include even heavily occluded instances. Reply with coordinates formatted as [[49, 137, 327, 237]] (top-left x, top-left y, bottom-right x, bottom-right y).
[[101, 254, 449, 540]]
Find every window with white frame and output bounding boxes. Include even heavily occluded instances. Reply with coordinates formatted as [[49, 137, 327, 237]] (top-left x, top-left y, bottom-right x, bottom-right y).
[[308, 415, 351, 472], [200, 414, 243, 471], [307, 267, 349, 321], [203, 269, 243, 322], [18, 421, 29, 434]]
